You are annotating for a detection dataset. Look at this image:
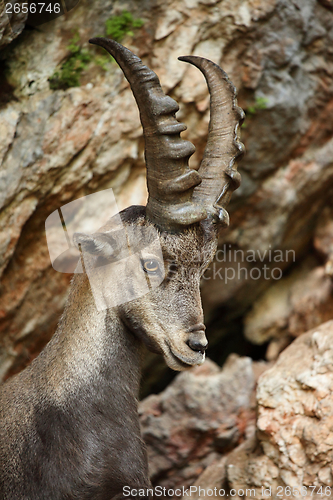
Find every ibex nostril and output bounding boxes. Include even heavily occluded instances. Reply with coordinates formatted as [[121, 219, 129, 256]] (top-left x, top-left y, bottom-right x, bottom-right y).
[[187, 339, 208, 354]]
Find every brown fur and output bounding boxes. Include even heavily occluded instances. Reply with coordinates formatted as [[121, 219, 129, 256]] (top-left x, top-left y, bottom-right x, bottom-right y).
[[0, 206, 218, 500]]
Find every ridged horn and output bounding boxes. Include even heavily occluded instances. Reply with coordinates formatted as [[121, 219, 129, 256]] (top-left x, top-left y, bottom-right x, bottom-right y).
[[178, 56, 245, 226], [89, 38, 207, 230]]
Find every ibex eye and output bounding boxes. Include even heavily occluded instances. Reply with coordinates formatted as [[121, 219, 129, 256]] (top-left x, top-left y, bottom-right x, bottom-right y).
[[142, 259, 160, 274]]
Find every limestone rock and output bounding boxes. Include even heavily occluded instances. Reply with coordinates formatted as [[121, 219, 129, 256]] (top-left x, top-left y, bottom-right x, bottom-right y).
[[244, 257, 333, 354], [139, 356, 257, 492], [314, 204, 333, 276], [217, 321, 333, 499]]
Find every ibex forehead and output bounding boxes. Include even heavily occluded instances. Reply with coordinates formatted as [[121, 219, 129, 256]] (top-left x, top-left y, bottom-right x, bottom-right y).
[[101, 206, 217, 258], [160, 222, 217, 265], [120, 206, 217, 263]]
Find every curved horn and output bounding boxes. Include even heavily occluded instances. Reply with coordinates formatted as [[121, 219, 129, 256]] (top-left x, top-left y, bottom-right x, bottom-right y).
[[178, 56, 245, 226], [89, 38, 207, 230]]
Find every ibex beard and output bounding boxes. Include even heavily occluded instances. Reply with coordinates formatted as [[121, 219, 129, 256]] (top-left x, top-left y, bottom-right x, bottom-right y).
[[0, 37, 244, 500]]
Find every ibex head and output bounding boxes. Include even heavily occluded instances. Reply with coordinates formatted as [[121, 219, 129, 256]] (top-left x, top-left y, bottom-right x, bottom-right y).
[[74, 39, 244, 371]]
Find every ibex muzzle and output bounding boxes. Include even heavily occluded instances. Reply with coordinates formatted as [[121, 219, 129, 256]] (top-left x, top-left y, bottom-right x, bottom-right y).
[[0, 39, 244, 499]]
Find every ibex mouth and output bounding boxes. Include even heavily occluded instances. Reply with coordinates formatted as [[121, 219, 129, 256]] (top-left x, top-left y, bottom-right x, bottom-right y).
[[165, 343, 205, 371]]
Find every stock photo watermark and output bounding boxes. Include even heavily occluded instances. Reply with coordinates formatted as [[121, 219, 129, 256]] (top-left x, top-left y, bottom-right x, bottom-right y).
[[201, 245, 296, 284], [122, 485, 332, 498]]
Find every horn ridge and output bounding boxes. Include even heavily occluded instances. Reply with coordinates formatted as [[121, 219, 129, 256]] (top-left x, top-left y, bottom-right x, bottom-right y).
[[178, 55, 245, 226], [89, 38, 207, 230]]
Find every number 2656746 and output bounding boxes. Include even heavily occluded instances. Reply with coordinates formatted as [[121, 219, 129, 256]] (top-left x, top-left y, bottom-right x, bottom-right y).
[[5, 3, 61, 14]]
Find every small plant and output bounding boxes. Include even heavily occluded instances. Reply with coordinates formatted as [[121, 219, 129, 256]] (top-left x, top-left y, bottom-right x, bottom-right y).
[[105, 10, 144, 42], [242, 96, 268, 128], [49, 32, 92, 90], [246, 96, 268, 117]]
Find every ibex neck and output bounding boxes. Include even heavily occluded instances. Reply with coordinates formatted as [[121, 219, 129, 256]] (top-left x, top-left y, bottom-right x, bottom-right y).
[[0, 273, 149, 499], [37, 273, 142, 404]]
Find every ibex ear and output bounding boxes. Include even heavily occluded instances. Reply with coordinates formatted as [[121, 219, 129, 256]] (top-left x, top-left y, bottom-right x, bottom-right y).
[[73, 232, 117, 258]]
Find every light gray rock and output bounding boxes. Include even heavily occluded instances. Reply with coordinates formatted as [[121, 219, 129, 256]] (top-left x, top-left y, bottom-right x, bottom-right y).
[[201, 321, 333, 499]]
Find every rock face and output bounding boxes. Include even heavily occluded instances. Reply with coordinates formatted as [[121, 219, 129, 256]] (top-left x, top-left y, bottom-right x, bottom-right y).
[[139, 356, 263, 494], [219, 320, 333, 499], [139, 323, 333, 497], [172, 321, 333, 500], [244, 256, 333, 358], [256, 321, 333, 495], [314, 204, 333, 276]]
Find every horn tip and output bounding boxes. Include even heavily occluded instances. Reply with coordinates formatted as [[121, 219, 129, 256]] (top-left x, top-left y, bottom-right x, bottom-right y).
[[89, 37, 121, 51], [178, 56, 192, 63], [89, 37, 102, 45]]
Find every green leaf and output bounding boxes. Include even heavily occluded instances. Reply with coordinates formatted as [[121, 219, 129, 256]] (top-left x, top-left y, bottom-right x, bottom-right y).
[[105, 10, 144, 42]]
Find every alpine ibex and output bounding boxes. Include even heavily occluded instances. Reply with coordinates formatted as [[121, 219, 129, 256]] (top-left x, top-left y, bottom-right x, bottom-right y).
[[0, 38, 244, 499]]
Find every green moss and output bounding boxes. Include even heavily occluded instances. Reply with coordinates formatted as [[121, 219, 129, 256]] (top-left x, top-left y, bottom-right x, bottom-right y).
[[247, 97, 268, 116], [105, 10, 144, 42], [49, 12, 144, 90], [49, 32, 92, 90], [242, 96, 268, 128]]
